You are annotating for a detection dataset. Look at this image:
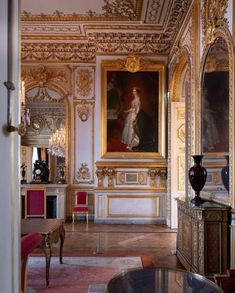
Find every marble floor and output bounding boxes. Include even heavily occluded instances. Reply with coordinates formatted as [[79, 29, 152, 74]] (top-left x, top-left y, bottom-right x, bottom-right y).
[[59, 221, 184, 270]]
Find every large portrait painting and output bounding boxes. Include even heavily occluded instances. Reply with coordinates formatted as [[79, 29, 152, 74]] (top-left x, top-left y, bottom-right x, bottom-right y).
[[201, 37, 229, 154], [101, 56, 166, 158]]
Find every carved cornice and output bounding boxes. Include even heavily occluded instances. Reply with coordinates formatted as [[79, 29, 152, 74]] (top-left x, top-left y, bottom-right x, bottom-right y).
[[87, 0, 191, 55], [21, 0, 190, 57], [87, 32, 171, 54], [21, 42, 96, 63], [21, 0, 142, 21]]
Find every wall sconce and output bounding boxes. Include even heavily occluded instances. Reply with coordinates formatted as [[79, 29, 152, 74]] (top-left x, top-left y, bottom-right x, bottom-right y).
[[3, 80, 30, 136]]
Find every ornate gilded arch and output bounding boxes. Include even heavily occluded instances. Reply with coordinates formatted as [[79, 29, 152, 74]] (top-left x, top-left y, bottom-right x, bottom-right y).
[[170, 50, 191, 102], [21, 64, 72, 182]]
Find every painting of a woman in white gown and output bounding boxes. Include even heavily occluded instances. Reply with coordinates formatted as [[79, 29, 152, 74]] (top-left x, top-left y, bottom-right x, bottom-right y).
[[106, 70, 158, 153], [121, 87, 141, 150]]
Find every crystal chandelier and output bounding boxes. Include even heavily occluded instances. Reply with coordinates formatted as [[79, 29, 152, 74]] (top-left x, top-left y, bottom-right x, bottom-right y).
[[48, 127, 66, 157]]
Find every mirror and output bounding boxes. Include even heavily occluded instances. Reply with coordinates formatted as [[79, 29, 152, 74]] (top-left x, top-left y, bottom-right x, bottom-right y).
[[201, 37, 230, 200], [21, 85, 66, 184], [202, 37, 229, 154]]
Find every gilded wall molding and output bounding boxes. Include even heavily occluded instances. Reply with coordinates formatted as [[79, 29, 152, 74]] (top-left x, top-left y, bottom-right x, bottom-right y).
[[95, 161, 167, 168], [73, 99, 95, 185], [117, 171, 146, 185]]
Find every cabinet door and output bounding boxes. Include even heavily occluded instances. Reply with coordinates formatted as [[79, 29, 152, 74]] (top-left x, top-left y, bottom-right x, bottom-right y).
[[181, 213, 192, 263]]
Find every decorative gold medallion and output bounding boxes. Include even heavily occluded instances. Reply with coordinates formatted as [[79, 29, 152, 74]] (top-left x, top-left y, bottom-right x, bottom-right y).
[[125, 55, 141, 72]]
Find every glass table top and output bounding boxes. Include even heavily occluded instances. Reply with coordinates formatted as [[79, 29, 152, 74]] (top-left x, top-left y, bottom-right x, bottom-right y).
[[106, 268, 223, 293]]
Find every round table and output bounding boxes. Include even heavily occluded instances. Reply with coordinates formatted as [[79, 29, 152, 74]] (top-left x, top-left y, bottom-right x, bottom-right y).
[[106, 268, 223, 293]]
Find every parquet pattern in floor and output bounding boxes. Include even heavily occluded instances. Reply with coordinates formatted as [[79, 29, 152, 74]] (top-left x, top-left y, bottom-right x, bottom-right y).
[[59, 222, 185, 270]]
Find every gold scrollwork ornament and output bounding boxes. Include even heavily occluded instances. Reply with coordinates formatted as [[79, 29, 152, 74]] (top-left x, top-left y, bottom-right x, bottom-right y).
[[125, 55, 141, 72], [96, 167, 106, 187], [148, 168, 158, 187], [202, 0, 228, 45], [77, 100, 90, 122], [77, 163, 91, 180], [106, 168, 116, 187]]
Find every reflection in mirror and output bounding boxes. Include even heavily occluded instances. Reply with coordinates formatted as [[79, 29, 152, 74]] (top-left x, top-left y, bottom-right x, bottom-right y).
[[21, 85, 66, 184], [202, 37, 229, 154], [201, 37, 230, 201], [21, 146, 66, 184]]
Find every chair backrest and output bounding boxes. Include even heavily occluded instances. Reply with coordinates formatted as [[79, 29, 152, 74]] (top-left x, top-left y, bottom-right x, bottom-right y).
[[76, 191, 88, 206], [25, 188, 46, 218]]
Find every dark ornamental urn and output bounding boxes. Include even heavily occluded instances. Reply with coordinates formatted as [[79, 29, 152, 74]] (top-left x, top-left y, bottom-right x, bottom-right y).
[[188, 155, 207, 205], [221, 155, 229, 192]]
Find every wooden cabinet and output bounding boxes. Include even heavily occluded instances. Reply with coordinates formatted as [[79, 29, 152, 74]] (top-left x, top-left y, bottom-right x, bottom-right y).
[[176, 199, 230, 277]]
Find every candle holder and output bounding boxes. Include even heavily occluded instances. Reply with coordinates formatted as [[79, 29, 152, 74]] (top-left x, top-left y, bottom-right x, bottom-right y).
[[57, 164, 66, 184]]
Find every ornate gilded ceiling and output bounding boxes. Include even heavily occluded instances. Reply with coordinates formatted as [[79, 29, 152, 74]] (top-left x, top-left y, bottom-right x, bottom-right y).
[[21, 0, 192, 62]]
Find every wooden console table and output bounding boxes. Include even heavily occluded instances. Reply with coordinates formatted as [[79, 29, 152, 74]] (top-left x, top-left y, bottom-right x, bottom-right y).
[[176, 199, 230, 277], [21, 218, 65, 287]]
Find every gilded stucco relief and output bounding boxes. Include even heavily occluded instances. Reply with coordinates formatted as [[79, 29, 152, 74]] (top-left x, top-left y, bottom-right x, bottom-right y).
[[202, 0, 228, 46], [76, 163, 91, 181], [75, 67, 94, 99]]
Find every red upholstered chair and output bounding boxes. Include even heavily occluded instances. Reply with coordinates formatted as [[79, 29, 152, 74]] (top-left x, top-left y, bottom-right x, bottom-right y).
[[72, 191, 89, 224], [25, 188, 46, 218], [21, 232, 43, 293], [214, 269, 235, 293]]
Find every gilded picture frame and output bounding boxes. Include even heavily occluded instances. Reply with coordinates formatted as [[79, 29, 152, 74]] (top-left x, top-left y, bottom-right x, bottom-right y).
[[101, 56, 166, 159]]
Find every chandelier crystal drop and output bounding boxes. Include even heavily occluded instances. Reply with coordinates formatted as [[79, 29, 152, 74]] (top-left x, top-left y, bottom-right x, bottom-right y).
[[48, 127, 66, 157]]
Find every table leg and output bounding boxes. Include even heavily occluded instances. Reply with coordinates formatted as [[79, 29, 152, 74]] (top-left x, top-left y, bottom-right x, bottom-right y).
[[41, 239, 51, 287], [59, 225, 65, 264]]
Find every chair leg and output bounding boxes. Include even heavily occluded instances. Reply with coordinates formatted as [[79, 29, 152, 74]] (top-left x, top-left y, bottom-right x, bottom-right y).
[[86, 212, 88, 224], [72, 213, 75, 223], [22, 258, 28, 293]]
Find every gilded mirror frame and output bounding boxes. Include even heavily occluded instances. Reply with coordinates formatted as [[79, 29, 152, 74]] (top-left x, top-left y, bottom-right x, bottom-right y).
[[198, 28, 234, 205]]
